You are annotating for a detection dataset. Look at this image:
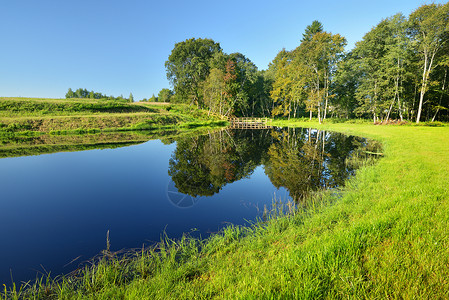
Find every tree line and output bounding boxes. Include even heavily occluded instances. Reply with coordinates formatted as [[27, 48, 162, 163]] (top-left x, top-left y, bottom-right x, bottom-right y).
[[166, 2, 449, 123], [65, 87, 175, 104], [65, 88, 134, 103], [140, 89, 174, 103]]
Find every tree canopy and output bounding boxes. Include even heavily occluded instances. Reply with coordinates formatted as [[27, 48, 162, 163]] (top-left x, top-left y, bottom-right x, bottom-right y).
[[301, 20, 324, 42], [158, 88, 173, 103], [165, 38, 222, 107], [160, 2, 449, 122], [266, 2, 449, 123]]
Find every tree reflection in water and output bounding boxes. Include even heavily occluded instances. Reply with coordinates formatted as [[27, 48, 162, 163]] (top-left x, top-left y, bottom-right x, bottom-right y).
[[168, 128, 381, 202]]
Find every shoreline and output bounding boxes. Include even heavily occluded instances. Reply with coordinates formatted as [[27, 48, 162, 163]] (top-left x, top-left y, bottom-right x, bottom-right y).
[[3, 121, 448, 298]]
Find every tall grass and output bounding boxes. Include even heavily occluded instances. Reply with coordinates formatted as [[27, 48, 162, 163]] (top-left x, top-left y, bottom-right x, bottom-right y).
[[2, 121, 449, 299]]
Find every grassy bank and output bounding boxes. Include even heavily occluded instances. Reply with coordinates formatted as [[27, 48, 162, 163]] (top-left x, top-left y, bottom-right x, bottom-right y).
[[0, 97, 159, 117], [0, 97, 226, 133], [0, 98, 226, 158], [3, 121, 449, 299]]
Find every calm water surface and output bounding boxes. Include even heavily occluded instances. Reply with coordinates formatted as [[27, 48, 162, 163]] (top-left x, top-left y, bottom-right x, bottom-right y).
[[0, 128, 379, 285]]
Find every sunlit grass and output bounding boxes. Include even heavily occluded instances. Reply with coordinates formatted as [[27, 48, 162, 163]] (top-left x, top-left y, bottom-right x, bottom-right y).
[[2, 121, 449, 299], [0, 98, 226, 154]]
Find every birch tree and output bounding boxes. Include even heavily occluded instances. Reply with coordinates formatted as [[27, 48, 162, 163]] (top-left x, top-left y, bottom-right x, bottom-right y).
[[409, 3, 449, 123]]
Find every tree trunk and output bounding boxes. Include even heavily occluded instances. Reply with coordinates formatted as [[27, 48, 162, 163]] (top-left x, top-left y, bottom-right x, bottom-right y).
[[386, 98, 395, 121], [416, 62, 427, 123], [387, 58, 402, 122], [318, 105, 321, 124], [323, 86, 329, 121], [432, 67, 447, 122], [398, 59, 404, 121], [398, 94, 404, 121], [373, 81, 378, 124], [417, 51, 436, 123]]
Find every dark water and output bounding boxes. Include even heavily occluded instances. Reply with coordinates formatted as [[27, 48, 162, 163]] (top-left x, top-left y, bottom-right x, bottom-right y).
[[0, 127, 380, 285]]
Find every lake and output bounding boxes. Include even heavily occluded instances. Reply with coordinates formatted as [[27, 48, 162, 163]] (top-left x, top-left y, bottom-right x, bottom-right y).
[[0, 127, 380, 285]]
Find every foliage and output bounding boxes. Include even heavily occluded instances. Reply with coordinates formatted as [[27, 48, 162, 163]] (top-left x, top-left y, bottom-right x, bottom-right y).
[[149, 94, 158, 102], [158, 88, 174, 103], [301, 20, 324, 42], [165, 38, 222, 107], [165, 39, 272, 117], [61, 2, 449, 123], [264, 3, 449, 123], [65, 88, 131, 102], [320, 3, 449, 123], [270, 25, 346, 122], [409, 2, 449, 123]]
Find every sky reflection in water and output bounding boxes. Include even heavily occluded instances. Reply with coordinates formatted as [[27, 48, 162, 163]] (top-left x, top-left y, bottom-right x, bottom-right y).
[[0, 127, 380, 285]]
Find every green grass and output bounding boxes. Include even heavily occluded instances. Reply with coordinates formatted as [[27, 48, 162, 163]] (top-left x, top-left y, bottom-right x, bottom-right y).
[[0, 98, 227, 150], [0, 97, 227, 159], [3, 121, 449, 299], [0, 97, 158, 117]]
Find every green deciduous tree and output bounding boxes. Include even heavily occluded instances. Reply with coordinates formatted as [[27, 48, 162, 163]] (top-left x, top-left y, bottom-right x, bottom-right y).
[[409, 3, 449, 123], [158, 88, 173, 103], [351, 19, 390, 122], [333, 52, 360, 118], [270, 50, 294, 118], [265, 3, 449, 123], [149, 94, 158, 102], [270, 27, 346, 122], [383, 14, 410, 121], [65, 88, 74, 98], [165, 38, 222, 107], [202, 68, 226, 115]]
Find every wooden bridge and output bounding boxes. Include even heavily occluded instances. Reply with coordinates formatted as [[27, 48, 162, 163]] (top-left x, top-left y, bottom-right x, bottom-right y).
[[228, 117, 271, 129]]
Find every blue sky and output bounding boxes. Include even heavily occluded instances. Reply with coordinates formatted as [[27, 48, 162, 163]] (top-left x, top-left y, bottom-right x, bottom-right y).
[[0, 0, 442, 100]]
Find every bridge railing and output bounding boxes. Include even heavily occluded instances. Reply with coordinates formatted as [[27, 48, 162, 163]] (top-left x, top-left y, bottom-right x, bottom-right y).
[[228, 117, 271, 129], [228, 117, 269, 124]]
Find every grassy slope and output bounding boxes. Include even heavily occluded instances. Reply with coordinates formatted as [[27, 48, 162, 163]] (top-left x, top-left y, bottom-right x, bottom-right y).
[[0, 97, 225, 132], [4, 121, 449, 299], [0, 98, 226, 158], [125, 121, 449, 299]]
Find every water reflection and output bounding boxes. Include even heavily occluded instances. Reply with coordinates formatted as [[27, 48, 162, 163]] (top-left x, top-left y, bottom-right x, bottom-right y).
[[169, 127, 381, 202], [168, 129, 271, 197], [0, 127, 381, 285]]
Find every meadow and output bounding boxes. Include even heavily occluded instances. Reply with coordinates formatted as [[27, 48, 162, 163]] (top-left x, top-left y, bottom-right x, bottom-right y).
[[2, 120, 448, 299], [0, 97, 225, 132], [0, 97, 226, 158]]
